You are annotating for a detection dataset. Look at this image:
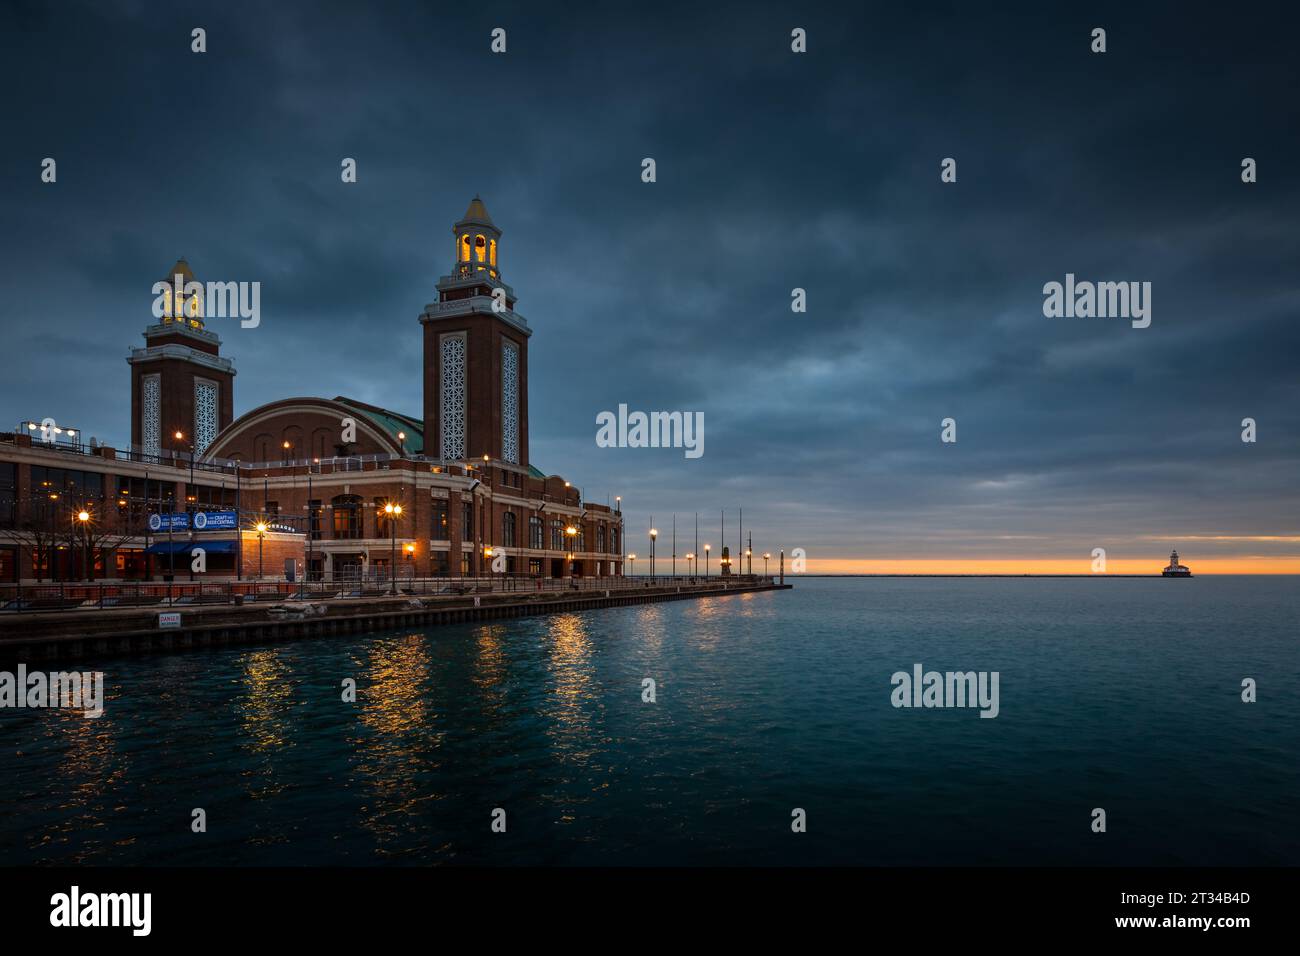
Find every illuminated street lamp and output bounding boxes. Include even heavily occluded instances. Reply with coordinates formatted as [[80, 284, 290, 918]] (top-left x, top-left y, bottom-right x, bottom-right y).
[[405, 542, 415, 583], [76, 509, 91, 581], [627, 553, 636, 576], [763, 552, 771, 576], [565, 525, 578, 577], [255, 521, 268, 580], [703, 543, 711, 578], [175, 429, 196, 510], [746, 548, 753, 577], [649, 526, 658, 578], [383, 501, 403, 595], [397, 431, 406, 456], [686, 552, 695, 578]]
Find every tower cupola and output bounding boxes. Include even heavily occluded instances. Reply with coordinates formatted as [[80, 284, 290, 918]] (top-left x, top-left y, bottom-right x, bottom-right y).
[[453, 195, 501, 281]]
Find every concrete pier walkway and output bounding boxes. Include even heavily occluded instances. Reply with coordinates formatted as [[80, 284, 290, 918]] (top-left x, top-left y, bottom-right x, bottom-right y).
[[0, 579, 791, 662]]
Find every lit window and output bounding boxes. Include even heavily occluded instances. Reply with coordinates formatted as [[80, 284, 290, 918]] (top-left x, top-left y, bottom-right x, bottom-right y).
[[475, 235, 486, 263], [489, 239, 497, 267], [460, 234, 472, 262]]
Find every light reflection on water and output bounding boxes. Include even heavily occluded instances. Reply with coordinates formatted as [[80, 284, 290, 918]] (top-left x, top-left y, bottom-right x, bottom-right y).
[[349, 633, 440, 857], [1, 579, 1297, 865]]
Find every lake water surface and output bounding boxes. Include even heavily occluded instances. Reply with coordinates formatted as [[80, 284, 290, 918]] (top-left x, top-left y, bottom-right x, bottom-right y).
[[2, 577, 1296, 865]]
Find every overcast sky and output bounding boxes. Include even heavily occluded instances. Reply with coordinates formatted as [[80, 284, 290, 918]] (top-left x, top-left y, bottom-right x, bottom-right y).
[[2, 1, 1297, 568]]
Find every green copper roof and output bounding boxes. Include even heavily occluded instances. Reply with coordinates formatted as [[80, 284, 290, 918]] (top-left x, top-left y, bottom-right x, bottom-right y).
[[334, 397, 424, 454], [529, 464, 546, 479]]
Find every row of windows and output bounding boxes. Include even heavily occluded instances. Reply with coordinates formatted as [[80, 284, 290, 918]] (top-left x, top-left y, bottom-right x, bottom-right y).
[[1, 465, 622, 552]]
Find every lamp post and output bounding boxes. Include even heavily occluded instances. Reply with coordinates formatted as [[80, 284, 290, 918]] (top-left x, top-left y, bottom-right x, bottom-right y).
[[565, 525, 578, 578], [175, 430, 195, 495], [649, 526, 658, 580], [686, 552, 694, 579], [406, 542, 415, 585], [255, 521, 267, 580], [627, 553, 636, 576], [306, 465, 315, 590], [746, 548, 753, 578], [172, 430, 192, 582], [76, 509, 91, 581], [397, 431, 406, 456], [704, 543, 711, 578], [384, 501, 403, 595], [763, 552, 771, 577]]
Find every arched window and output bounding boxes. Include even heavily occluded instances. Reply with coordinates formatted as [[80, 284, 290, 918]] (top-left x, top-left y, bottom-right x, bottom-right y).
[[460, 234, 472, 262], [475, 235, 486, 263], [503, 511, 517, 548], [529, 514, 543, 549], [489, 239, 497, 267], [332, 495, 362, 539]]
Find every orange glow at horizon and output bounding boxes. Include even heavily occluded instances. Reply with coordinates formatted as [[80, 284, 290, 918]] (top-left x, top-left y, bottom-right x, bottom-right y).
[[796, 557, 1300, 575]]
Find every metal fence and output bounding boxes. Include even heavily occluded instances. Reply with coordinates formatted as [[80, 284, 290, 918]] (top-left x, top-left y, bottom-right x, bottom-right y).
[[0, 574, 775, 614]]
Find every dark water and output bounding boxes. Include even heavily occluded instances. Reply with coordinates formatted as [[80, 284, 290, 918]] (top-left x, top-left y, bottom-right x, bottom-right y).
[[2, 577, 1297, 866]]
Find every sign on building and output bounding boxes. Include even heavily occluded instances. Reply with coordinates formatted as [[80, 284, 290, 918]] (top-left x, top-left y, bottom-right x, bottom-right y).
[[148, 513, 189, 532]]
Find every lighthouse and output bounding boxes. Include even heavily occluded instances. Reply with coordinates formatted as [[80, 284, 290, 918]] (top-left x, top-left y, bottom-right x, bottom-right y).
[[1162, 550, 1192, 577]]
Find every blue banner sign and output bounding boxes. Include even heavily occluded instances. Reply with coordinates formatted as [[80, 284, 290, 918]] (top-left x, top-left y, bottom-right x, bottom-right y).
[[148, 512, 189, 532], [193, 511, 238, 530]]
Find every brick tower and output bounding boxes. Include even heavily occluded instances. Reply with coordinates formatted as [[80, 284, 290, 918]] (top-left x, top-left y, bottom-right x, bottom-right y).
[[128, 258, 235, 458], [421, 198, 531, 466]]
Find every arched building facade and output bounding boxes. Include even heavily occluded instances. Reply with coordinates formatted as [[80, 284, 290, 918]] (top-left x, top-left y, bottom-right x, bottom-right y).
[[0, 199, 623, 583]]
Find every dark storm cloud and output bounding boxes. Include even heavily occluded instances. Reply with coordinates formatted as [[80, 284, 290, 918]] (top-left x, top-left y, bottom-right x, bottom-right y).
[[1, 0, 1296, 563]]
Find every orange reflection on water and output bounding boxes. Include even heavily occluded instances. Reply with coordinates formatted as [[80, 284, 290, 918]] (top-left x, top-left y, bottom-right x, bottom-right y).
[[350, 633, 440, 855], [33, 703, 125, 862], [542, 613, 597, 744], [472, 624, 509, 719], [239, 648, 294, 754]]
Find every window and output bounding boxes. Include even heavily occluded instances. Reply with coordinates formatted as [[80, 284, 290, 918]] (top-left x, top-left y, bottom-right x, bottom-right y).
[[461, 500, 474, 539], [550, 520, 564, 551], [440, 333, 467, 460], [194, 379, 219, 455], [598, 525, 606, 553], [475, 234, 486, 263], [189, 484, 237, 510], [503, 511, 517, 548], [264, 500, 279, 517], [460, 552, 471, 576], [502, 341, 519, 464], [529, 514, 543, 550], [460, 234, 471, 262], [308, 499, 322, 540], [0, 462, 15, 529], [431, 500, 449, 540], [375, 498, 401, 537], [432, 551, 449, 576], [490, 239, 497, 267], [528, 558, 542, 576], [115, 474, 175, 531], [332, 495, 362, 539], [611, 527, 619, 554]]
